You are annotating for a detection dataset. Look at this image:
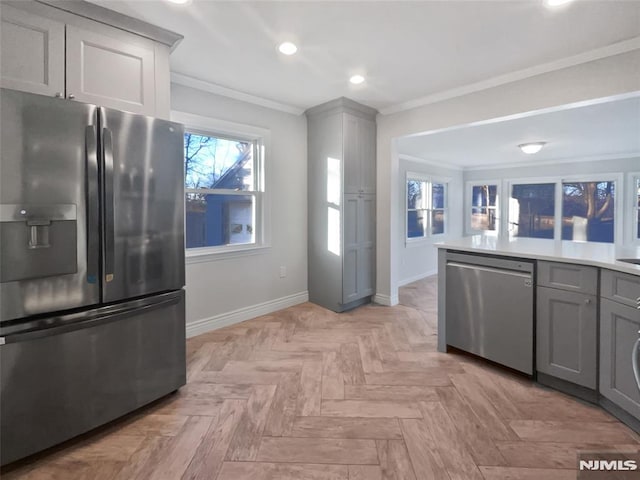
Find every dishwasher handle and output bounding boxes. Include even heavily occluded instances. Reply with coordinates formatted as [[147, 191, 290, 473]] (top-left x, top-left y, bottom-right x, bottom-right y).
[[633, 335, 640, 392], [447, 261, 533, 280]]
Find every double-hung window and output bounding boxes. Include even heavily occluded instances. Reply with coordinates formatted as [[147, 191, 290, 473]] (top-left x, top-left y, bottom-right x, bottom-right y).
[[406, 173, 447, 240], [468, 182, 499, 233], [181, 125, 265, 252]]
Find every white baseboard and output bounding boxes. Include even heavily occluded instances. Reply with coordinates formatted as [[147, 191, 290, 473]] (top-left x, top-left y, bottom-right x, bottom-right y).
[[398, 269, 437, 287], [373, 293, 399, 306], [186, 291, 309, 338]]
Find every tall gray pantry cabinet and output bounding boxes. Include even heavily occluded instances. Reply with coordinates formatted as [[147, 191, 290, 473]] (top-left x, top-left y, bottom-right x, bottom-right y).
[[306, 98, 377, 312]]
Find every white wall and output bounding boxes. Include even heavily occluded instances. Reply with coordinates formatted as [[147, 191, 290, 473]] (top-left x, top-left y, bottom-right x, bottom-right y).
[[377, 49, 640, 304], [171, 83, 308, 336], [396, 156, 463, 286]]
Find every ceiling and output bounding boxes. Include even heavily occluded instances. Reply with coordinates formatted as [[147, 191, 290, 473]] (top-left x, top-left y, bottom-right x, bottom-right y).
[[89, 0, 640, 112], [396, 95, 640, 168]]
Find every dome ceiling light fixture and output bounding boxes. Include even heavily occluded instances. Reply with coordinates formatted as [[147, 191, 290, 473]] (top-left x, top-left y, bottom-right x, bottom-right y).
[[349, 75, 365, 85], [278, 42, 298, 56], [518, 142, 547, 154], [165, 0, 192, 5], [544, 0, 574, 7]]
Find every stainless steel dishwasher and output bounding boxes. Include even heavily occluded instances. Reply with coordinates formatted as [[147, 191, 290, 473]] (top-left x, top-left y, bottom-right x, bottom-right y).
[[446, 252, 534, 375]]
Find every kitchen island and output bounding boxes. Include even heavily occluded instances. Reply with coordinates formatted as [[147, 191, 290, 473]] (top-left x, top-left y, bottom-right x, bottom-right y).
[[436, 236, 640, 431]]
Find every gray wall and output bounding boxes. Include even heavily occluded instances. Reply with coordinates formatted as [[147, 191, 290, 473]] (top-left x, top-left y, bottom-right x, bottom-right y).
[[171, 83, 308, 335]]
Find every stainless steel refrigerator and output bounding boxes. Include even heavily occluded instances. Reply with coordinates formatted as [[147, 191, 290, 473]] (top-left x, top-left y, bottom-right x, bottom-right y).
[[0, 88, 186, 465]]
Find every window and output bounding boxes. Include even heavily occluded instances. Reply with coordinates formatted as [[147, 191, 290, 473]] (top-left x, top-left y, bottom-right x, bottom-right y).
[[406, 174, 447, 240], [508, 183, 555, 239], [562, 181, 615, 243], [184, 131, 263, 250], [469, 183, 498, 232]]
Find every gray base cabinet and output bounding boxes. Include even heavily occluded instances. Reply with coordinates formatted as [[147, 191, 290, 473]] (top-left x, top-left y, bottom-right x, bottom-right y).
[[306, 98, 377, 312], [536, 286, 597, 389], [600, 297, 640, 420]]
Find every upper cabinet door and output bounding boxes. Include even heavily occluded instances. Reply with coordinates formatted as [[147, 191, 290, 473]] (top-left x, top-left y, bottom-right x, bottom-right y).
[[0, 5, 65, 97], [65, 23, 156, 115], [343, 113, 376, 194]]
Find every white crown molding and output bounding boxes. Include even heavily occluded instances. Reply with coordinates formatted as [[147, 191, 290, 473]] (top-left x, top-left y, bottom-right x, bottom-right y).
[[171, 72, 305, 116], [398, 153, 464, 171], [380, 36, 640, 116], [463, 151, 640, 172]]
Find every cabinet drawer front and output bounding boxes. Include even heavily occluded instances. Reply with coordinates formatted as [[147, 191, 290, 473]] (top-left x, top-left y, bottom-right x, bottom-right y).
[[601, 269, 640, 308], [537, 261, 598, 295], [536, 286, 597, 389]]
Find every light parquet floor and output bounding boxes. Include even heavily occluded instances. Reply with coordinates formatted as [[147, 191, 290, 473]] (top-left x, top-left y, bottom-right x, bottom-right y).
[[4, 276, 640, 479]]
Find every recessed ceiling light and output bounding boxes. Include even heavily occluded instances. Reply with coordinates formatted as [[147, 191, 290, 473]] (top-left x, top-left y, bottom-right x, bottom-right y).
[[350, 75, 365, 85], [166, 0, 191, 4], [544, 0, 574, 7], [278, 42, 298, 56], [519, 142, 546, 154]]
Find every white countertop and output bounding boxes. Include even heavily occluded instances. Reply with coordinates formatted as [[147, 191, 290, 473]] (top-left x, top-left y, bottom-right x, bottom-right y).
[[435, 236, 640, 276]]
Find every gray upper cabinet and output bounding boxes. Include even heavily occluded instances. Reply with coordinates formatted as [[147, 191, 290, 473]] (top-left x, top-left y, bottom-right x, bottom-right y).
[[0, 5, 65, 97], [536, 261, 598, 389], [306, 98, 377, 313], [65, 24, 156, 115], [600, 270, 640, 420], [343, 113, 376, 194], [0, 1, 181, 118], [536, 286, 597, 388]]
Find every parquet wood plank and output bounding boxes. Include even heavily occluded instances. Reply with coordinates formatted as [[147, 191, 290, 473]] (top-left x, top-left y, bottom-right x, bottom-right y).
[[297, 360, 323, 416], [181, 399, 245, 480], [264, 372, 301, 436], [365, 371, 451, 386], [436, 386, 505, 467], [340, 343, 366, 385], [225, 384, 277, 461], [322, 351, 345, 400], [376, 439, 417, 480], [256, 437, 378, 464], [400, 419, 451, 480], [348, 465, 382, 480], [357, 335, 383, 373], [479, 466, 576, 480], [509, 420, 638, 444], [290, 416, 403, 439], [321, 400, 422, 418], [145, 415, 215, 480], [345, 385, 438, 402], [217, 461, 349, 480], [419, 401, 484, 480]]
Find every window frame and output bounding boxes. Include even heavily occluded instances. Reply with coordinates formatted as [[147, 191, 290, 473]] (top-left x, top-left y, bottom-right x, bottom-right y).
[[504, 176, 560, 240], [500, 173, 624, 244], [628, 172, 640, 245], [171, 111, 271, 263], [405, 172, 449, 244], [465, 180, 501, 236]]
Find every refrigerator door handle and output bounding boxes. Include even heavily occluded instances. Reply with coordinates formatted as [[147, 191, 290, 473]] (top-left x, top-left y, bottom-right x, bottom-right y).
[[85, 125, 100, 284], [0, 293, 181, 344], [102, 127, 115, 283]]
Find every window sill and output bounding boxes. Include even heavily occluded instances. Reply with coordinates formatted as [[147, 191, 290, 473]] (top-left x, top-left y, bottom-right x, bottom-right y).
[[405, 235, 445, 247], [186, 243, 271, 264]]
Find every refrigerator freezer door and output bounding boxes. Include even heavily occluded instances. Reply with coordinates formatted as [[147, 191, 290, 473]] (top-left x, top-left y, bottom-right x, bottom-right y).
[[0, 289, 186, 465], [100, 107, 185, 303], [0, 89, 100, 322]]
